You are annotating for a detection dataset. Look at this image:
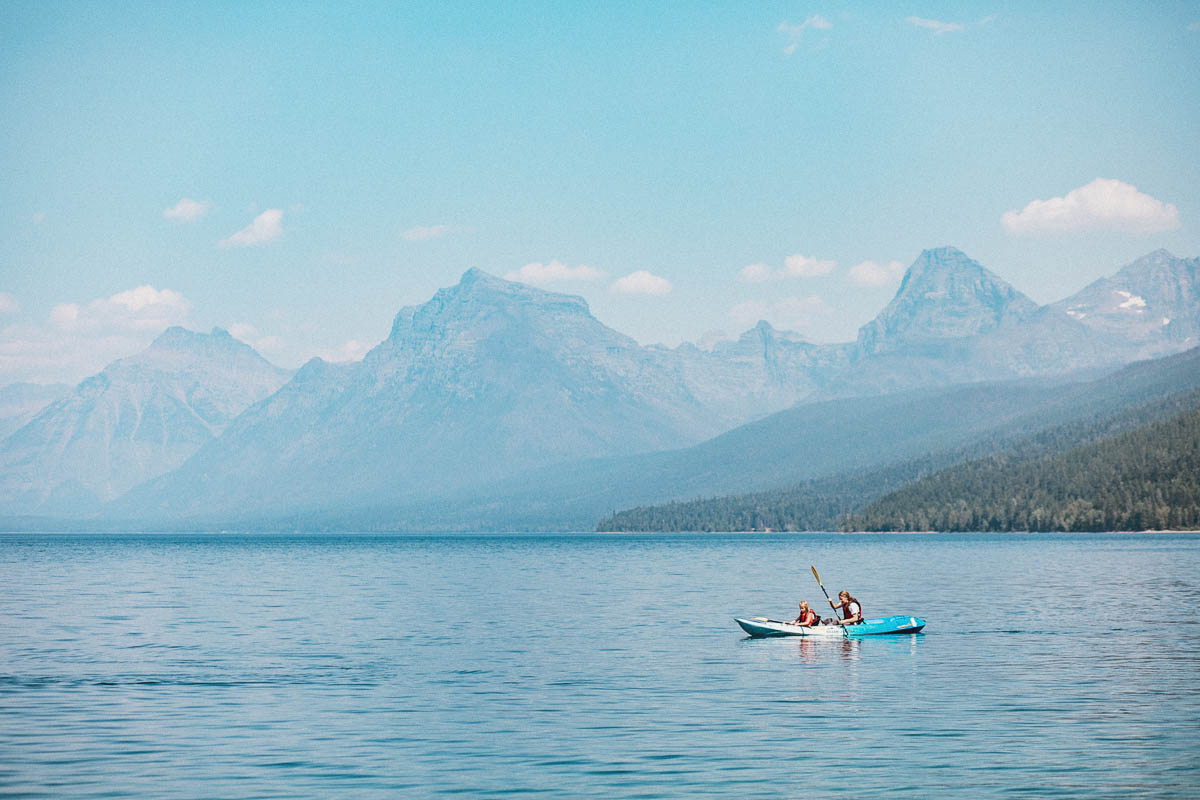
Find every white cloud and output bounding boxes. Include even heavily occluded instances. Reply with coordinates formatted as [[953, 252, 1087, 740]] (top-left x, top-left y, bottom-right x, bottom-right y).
[[784, 254, 837, 277], [738, 263, 774, 283], [32, 212, 46, 225], [315, 339, 370, 363], [402, 224, 456, 242], [1001, 178, 1181, 235], [227, 322, 292, 357], [696, 329, 732, 351], [218, 209, 284, 248], [778, 15, 832, 55], [163, 197, 211, 222], [504, 260, 608, 285], [611, 270, 673, 295], [907, 16, 965, 34], [979, 14, 998, 25], [738, 255, 837, 281], [229, 322, 258, 341], [1188, 22, 1200, 32], [0, 293, 19, 314], [0, 286, 193, 384], [849, 259, 906, 287], [49, 286, 190, 333], [48, 304, 79, 328], [251, 335, 286, 354], [730, 295, 832, 332]]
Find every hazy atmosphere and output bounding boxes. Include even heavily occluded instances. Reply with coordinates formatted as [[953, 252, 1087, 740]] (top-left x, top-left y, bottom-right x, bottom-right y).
[[3, 5, 1199, 799], [3, 2, 1198, 384]]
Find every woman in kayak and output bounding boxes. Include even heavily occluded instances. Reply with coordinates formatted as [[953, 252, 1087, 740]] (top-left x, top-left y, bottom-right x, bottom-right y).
[[829, 590, 863, 625], [791, 600, 820, 627]]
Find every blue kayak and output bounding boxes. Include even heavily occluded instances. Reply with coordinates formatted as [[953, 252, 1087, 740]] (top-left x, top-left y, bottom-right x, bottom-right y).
[[735, 615, 926, 638]]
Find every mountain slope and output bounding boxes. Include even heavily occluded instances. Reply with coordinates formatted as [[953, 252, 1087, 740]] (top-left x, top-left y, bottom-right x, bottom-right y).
[[117, 270, 845, 520], [825, 247, 1051, 395], [597, 374, 1200, 532], [855, 246, 1039, 356], [375, 346, 1200, 531], [0, 382, 71, 440], [845, 399, 1200, 532], [1050, 249, 1200, 353], [32, 248, 1200, 529], [0, 328, 291, 512], [829, 248, 1199, 395]]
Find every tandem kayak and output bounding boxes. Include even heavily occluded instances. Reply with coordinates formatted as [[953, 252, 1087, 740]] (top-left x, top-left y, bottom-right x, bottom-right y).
[[735, 615, 926, 638]]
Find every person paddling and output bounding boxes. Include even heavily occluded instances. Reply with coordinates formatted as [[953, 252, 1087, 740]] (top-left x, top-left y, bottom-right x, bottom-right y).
[[790, 600, 820, 627], [828, 590, 863, 626]]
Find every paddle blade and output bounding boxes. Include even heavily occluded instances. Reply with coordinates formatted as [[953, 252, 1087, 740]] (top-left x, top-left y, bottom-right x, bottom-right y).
[[811, 565, 822, 586]]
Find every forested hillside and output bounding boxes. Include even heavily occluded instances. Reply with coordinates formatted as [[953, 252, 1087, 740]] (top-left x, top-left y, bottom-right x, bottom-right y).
[[844, 403, 1200, 532], [595, 459, 931, 532], [598, 385, 1200, 532]]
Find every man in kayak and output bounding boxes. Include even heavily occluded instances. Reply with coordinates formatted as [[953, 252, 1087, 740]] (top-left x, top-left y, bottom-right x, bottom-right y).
[[790, 600, 820, 627], [828, 590, 863, 625]]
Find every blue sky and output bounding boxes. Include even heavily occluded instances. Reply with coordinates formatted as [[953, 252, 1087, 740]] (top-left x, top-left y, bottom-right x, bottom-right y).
[[2, 1, 1198, 383]]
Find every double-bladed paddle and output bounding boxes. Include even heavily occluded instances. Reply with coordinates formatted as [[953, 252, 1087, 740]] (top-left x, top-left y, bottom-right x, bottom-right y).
[[811, 565, 848, 639]]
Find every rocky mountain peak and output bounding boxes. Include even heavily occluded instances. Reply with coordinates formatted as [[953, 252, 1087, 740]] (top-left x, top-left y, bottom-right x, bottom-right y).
[[150, 325, 211, 350], [148, 325, 246, 355], [857, 248, 1038, 356], [136, 326, 283, 376], [387, 269, 599, 345], [0, 324, 293, 510], [437, 268, 586, 307], [1052, 249, 1198, 350], [1113, 249, 1190, 282]]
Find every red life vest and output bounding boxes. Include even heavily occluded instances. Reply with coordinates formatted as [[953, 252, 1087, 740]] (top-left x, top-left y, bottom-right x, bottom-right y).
[[798, 608, 819, 626], [840, 600, 862, 622]]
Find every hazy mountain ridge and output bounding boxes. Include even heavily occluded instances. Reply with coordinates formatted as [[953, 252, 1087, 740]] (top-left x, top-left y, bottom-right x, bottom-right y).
[[855, 247, 1039, 357], [0, 382, 71, 440], [828, 247, 1199, 395], [116, 270, 844, 519], [1049, 249, 1200, 352], [4, 246, 1199, 526], [112, 345, 1200, 532], [595, 349, 1200, 532], [0, 328, 292, 511]]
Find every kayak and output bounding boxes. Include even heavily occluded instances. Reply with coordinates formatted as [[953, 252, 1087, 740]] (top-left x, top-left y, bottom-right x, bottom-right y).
[[735, 615, 926, 638]]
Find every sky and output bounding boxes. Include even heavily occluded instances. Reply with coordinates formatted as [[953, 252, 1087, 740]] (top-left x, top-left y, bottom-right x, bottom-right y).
[[2, 1, 1198, 384]]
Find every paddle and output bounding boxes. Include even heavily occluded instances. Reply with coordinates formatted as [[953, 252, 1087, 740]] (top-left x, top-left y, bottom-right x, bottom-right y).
[[811, 565, 848, 639]]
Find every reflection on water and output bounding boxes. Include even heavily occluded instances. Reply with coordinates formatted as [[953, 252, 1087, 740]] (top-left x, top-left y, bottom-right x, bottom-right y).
[[1, 532, 1197, 799], [744, 634, 866, 665]]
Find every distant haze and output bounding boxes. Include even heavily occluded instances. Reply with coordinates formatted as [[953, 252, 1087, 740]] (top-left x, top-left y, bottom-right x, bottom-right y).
[[2, 4, 1198, 382], [3, 246, 1197, 527]]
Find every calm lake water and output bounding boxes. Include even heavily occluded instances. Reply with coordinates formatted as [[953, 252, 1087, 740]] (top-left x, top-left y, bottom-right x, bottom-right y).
[[1, 532, 1197, 798]]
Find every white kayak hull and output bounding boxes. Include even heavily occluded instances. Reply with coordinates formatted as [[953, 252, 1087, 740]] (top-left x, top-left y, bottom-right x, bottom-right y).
[[735, 615, 925, 638]]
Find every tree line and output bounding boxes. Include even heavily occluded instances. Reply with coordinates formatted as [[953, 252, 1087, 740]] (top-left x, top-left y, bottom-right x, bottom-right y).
[[844, 405, 1200, 532], [598, 390, 1200, 533]]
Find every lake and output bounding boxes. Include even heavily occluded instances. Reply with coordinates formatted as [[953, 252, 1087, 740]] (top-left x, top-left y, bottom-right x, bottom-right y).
[[1, 532, 1197, 798]]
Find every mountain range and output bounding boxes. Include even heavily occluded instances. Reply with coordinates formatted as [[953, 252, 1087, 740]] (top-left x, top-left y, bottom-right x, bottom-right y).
[[1, 246, 1197, 528], [0, 328, 291, 513], [596, 347, 1200, 532]]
